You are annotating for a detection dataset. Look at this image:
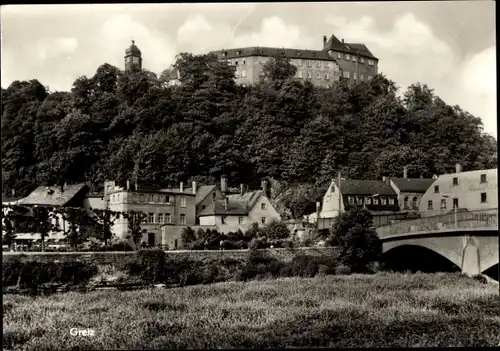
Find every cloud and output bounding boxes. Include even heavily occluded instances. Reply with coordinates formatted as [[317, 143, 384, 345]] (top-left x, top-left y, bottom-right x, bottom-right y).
[[324, 13, 496, 137], [35, 37, 79, 60]]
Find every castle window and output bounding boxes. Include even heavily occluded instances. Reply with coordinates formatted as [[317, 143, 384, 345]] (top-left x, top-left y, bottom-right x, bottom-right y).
[[238, 217, 243, 224], [348, 196, 355, 205], [453, 177, 458, 186], [180, 214, 186, 225], [165, 213, 171, 223], [352, 55, 356, 62], [365, 197, 371, 205], [242, 59, 246, 65], [357, 197, 363, 205], [158, 213, 164, 224], [373, 197, 379, 205], [480, 174, 487, 183], [325, 74, 330, 80], [345, 54, 350, 60], [221, 216, 226, 224], [236, 50, 241, 55], [139, 194, 145, 203], [389, 198, 395, 205], [316, 61, 321, 67], [481, 193, 487, 203], [360, 57, 364, 64], [381, 197, 387, 205], [222, 52, 227, 57], [316, 73, 321, 79], [180, 197, 186, 208], [148, 213, 154, 223], [307, 72, 312, 79]]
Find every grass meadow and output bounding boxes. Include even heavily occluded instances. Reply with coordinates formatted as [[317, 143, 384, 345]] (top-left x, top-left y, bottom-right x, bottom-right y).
[[3, 272, 500, 349]]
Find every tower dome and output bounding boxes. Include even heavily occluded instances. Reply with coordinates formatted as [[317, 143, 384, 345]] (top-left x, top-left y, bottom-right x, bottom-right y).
[[125, 40, 142, 56]]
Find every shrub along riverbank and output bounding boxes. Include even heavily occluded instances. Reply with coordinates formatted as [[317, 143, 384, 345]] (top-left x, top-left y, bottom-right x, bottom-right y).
[[2, 248, 346, 295]]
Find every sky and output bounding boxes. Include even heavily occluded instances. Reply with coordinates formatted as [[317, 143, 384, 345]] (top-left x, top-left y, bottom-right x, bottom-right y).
[[1, 2, 496, 137]]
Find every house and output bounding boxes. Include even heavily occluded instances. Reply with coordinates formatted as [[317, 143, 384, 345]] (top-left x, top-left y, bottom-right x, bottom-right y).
[[389, 167, 436, 212], [3, 183, 91, 245], [104, 180, 197, 247], [318, 178, 407, 230], [418, 165, 497, 217], [197, 180, 281, 234]]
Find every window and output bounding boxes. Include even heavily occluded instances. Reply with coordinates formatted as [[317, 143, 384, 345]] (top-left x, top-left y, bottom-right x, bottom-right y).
[[180, 214, 185, 225], [434, 186, 439, 193], [381, 197, 387, 205], [116, 194, 120, 202], [352, 56, 356, 62], [132, 193, 138, 203], [480, 174, 487, 183], [453, 198, 459, 209], [349, 196, 355, 205], [165, 213, 171, 224], [360, 57, 364, 64], [212, 192, 216, 199], [403, 196, 409, 208], [373, 197, 379, 205], [412, 197, 418, 209], [158, 213, 164, 224], [139, 194, 145, 203], [428, 200, 433, 210], [261, 203, 266, 210], [307, 72, 312, 79], [316, 61, 321, 68], [221, 216, 226, 224], [261, 217, 266, 224], [222, 52, 227, 57], [325, 74, 330, 80], [307, 60, 312, 67], [149, 194, 154, 202], [132, 56, 140, 64], [453, 177, 458, 186], [365, 197, 371, 205], [112, 195, 115, 203], [235, 60, 238, 66], [298, 71, 303, 79], [180, 197, 186, 208], [345, 54, 350, 60], [353, 72, 357, 80], [241, 70, 247, 78], [357, 197, 363, 205], [148, 213, 154, 223], [343, 71, 350, 78], [440, 199, 447, 209], [481, 193, 487, 203], [238, 217, 243, 224], [297, 59, 303, 66], [389, 198, 395, 205], [242, 59, 246, 65], [165, 195, 170, 203], [316, 73, 321, 79], [324, 61, 329, 68], [336, 52, 342, 59]]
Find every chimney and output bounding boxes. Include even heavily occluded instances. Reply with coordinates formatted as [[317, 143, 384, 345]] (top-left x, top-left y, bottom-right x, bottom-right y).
[[126, 180, 130, 191], [341, 38, 344, 43], [240, 183, 245, 196], [192, 181, 197, 195], [316, 201, 321, 218], [403, 166, 408, 179], [220, 175, 228, 193], [323, 35, 327, 47], [224, 197, 229, 210], [455, 163, 462, 173], [180, 182, 184, 192], [261, 180, 269, 197]]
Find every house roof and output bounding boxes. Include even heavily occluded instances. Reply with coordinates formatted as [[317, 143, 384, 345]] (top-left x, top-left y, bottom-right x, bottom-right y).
[[193, 185, 217, 205], [390, 178, 435, 193], [209, 47, 336, 62], [19, 184, 88, 206], [322, 34, 378, 59], [198, 190, 263, 216], [333, 179, 396, 196]]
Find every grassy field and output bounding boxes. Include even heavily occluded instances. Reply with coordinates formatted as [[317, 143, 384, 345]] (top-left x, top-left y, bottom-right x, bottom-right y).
[[3, 272, 499, 349]]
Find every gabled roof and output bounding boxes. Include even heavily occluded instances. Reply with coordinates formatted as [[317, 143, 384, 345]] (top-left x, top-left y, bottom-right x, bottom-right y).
[[209, 47, 336, 62], [198, 190, 263, 216], [19, 184, 88, 206], [323, 34, 378, 60], [390, 178, 435, 193], [193, 185, 217, 205], [333, 179, 396, 196]]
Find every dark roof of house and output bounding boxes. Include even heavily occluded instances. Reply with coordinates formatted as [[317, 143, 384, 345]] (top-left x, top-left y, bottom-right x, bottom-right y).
[[333, 179, 396, 196], [193, 185, 217, 205], [209, 47, 336, 61], [198, 190, 263, 216], [19, 184, 88, 206], [390, 178, 435, 193], [322, 34, 378, 59]]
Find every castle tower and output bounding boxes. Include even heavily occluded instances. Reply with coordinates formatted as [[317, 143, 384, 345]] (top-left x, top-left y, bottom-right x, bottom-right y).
[[124, 40, 142, 72]]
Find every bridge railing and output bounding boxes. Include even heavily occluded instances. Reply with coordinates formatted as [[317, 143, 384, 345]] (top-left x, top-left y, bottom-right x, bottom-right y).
[[376, 208, 498, 239]]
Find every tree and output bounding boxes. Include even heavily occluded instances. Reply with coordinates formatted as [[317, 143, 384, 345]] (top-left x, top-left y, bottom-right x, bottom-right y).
[[30, 205, 58, 252], [54, 207, 92, 250], [262, 219, 290, 240], [181, 226, 197, 249], [123, 210, 147, 249], [91, 208, 122, 246], [261, 54, 297, 83], [330, 207, 382, 273]]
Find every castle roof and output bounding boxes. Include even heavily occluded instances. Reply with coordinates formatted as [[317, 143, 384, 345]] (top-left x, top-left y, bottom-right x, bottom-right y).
[[125, 40, 141, 56], [209, 47, 336, 61]]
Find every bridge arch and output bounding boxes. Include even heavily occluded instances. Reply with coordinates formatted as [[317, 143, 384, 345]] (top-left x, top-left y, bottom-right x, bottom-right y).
[[382, 244, 461, 273]]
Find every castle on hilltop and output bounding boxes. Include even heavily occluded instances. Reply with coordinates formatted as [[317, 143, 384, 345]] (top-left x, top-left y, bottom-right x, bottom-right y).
[[124, 40, 142, 72]]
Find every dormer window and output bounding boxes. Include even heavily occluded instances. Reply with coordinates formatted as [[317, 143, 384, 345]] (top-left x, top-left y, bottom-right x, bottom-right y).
[[222, 52, 227, 57], [373, 197, 379, 205], [356, 197, 363, 205], [348, 196, 355, 205], [296, 51, 302, 56], [236, 50, 241, 55], [381, 197, 387, 205], [365, 197, 371, 205]]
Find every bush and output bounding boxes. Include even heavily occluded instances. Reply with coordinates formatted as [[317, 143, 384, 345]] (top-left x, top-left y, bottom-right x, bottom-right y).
[[137, 249, 166, 284], [237, 251, 285, 281], [80, 237, 104, 252], [107, 238, 134, 251], [249, 237, 269, 250], [335, 264, 352, 275]]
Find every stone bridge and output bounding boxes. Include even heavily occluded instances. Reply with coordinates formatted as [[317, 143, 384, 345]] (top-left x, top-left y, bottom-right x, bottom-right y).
[[376, 209, 498, 276]]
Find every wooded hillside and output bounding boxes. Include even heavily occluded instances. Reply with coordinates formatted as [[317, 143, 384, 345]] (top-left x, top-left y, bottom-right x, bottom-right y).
[[2, 53, 496, 207]]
